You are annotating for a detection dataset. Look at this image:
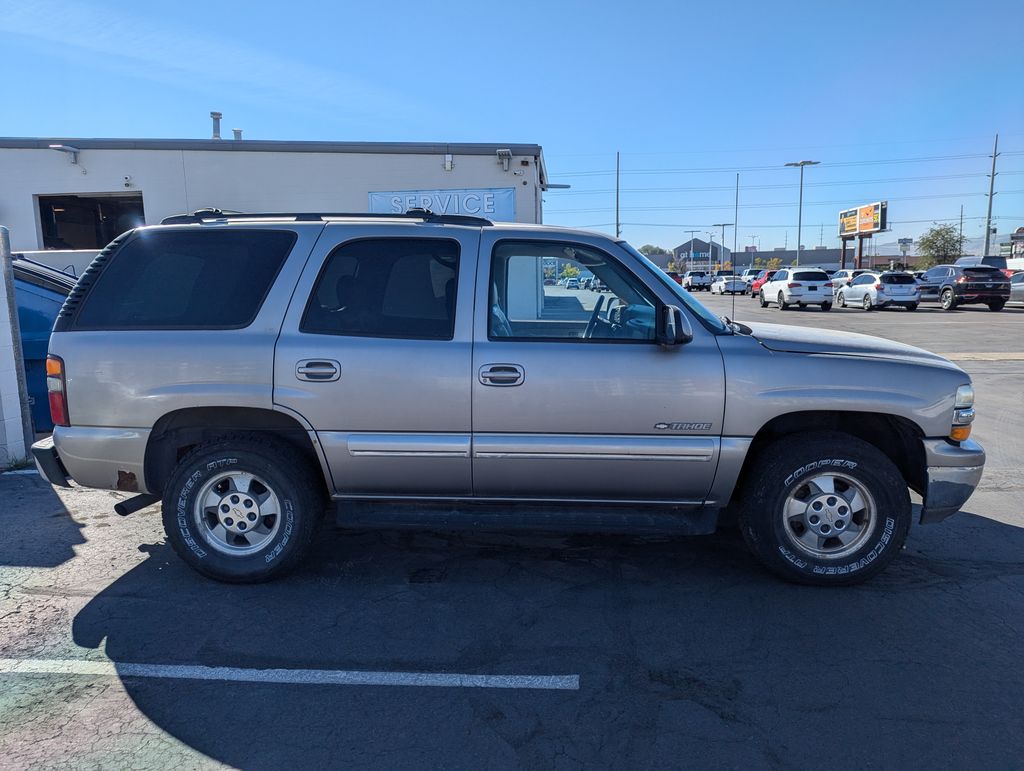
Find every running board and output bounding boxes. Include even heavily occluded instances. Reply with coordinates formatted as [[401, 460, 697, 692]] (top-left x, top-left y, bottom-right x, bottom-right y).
[[334, 500, 718, 535]]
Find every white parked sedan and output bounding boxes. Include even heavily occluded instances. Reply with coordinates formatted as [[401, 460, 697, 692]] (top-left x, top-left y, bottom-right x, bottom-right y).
[[759, 268, 833, 311], [710, 275, 747, 294], [836, 271, 920, 311]]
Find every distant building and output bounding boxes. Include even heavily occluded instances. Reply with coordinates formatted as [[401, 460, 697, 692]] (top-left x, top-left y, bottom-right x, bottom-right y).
[[672, 239, 731, 269]]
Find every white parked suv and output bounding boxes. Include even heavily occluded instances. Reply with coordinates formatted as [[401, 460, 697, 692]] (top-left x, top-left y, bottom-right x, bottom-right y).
[[759, 268, 834, 311], [681, 270, 710, 291]]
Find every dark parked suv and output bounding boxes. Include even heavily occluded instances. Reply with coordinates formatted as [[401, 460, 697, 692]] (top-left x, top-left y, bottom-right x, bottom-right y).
[[917, 265, 1011, 311]]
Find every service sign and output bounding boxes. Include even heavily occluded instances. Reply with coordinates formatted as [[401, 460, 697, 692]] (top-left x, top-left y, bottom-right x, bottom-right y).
[[368, 187, 516, 220]]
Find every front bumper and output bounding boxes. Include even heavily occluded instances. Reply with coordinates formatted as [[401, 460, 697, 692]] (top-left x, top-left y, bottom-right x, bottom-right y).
[[31, 436, 71, 487], [919, 438, 985, 524]]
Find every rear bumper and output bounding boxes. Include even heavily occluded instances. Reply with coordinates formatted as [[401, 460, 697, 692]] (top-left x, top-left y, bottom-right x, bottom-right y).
[[31, 436, 71, 487], [50, 426, 151, 493], [919, 438, 986, 524], [955, 291, 1010, 302]]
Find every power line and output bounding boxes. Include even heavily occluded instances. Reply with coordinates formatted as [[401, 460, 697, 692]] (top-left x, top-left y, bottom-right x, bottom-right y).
[[570, 215, 1022, 230], [550, 151, 1024, 179], [546, 190, 1024, 215], [546, 170, 1024, 196]]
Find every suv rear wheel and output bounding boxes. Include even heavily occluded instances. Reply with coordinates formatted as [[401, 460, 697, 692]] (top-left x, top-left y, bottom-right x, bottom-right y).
[[737, 432, 911, 586], [162, 436, 325, 582], [941, 288, 957, 311]]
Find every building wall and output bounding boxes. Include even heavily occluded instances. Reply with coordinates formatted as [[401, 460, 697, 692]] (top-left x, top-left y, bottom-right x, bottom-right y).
[[0, 144, 544, 251]]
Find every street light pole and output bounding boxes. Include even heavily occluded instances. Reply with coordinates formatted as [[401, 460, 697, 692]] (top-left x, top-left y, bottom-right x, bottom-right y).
[[785, 160, 820, 267], [685, 229, 699, 270], [712, 223, 733, 271]]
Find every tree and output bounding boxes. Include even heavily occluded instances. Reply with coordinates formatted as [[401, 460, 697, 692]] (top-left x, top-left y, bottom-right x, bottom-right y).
[[559, 265, 580, 279], [766, 257, 782, 270], [916, 223, 965, 268], [638, 244, 671, 257]]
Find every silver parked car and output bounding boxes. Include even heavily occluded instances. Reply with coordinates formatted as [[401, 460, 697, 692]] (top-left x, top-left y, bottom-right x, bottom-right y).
[[32, 209, 984, 586], [837, 271, 921, 311], [1010, 272, 1024, 304]]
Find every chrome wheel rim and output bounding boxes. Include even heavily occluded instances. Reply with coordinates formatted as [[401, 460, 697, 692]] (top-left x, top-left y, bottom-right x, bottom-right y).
[[942, 291, 952, 309], [781, 472, 877, 559], [838, 292, 845, 307], [863, 295, 871, 310], [193, 470, 281, 555]]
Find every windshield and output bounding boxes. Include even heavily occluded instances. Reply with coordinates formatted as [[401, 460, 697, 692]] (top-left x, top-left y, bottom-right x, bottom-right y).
[[618, 242, 727, 332]]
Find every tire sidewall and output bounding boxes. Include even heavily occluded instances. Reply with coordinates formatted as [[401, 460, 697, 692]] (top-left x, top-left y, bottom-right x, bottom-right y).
[[163, 445, 314, 581], [740, 436, 911, 585]]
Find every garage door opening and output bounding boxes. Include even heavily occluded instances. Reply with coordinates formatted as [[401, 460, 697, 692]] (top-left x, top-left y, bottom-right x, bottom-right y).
[[38, 194, 145, 249]]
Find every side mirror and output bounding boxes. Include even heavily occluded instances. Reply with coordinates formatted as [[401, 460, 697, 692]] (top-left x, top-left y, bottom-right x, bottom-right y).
[[657, 304, 693, 348]]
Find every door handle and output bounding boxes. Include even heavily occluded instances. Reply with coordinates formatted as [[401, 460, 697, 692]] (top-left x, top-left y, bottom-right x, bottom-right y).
[[296, 359, 341, 382], [479, 364, 525, 387]]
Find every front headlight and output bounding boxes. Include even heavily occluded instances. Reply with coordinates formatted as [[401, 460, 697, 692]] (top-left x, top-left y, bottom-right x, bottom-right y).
[[950, 385, 975, 441], [955, 385, 974, 409]]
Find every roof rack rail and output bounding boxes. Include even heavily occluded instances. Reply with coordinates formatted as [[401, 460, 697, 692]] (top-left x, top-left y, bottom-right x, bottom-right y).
[[160, 207, 493, 227]]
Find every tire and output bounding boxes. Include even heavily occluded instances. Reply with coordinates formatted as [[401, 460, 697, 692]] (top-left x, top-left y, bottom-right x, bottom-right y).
[[837, 291, 847, 308], [941, 288, 957, 311], [759, 290, 768, 308], [862, 294, 873, 311], [988, 301, 1006, 312], [162, 436, 326, 583], [820, 302, 832, 311], [906, 303, 918, 312], [737, 431, 911, 586], [778, 292, 789, 311]]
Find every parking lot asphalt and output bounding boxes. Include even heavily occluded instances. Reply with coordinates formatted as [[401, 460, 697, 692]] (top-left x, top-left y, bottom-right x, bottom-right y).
[[2, 294, 1023, 769]]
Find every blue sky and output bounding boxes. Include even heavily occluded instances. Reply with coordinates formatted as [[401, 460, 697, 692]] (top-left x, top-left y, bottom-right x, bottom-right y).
[[1, 0, 1021, 251]]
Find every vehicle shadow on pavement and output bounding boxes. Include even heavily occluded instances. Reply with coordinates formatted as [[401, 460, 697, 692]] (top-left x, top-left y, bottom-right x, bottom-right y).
[[0, 474, 85, 568], [72, 512, 1024, 768]]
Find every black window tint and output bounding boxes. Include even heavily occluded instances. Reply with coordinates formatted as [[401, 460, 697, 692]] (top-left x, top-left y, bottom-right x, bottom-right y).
[[963, 267, 1003, 278], [793, 271, 828, 282], [302, 238, 459, 340], [881, 274, 916, 284], [73, 229, 295, 329]]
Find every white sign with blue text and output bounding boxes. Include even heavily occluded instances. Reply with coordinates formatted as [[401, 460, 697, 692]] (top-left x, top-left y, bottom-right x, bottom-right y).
[[369, 188, 516, 220]]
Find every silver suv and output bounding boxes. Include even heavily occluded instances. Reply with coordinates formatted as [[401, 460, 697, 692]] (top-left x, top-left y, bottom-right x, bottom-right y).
[[32, 210, 985, 585]]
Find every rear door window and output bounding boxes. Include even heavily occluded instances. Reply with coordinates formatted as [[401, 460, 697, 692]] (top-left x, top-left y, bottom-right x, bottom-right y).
[[302, 238, 459, 340], [73, 229, 295, 330]]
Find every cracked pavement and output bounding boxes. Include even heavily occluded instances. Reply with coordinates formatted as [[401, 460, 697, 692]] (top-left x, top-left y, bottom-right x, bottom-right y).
[[1, 298, 1023, 768]]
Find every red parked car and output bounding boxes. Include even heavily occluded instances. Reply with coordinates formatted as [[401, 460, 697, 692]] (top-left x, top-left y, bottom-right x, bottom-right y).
[[750, 270, 777, 298]]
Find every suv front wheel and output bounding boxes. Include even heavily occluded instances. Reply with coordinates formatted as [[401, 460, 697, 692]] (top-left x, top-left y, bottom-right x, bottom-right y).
[[162, 436, 325, 582], [737, 432, 911, 585]]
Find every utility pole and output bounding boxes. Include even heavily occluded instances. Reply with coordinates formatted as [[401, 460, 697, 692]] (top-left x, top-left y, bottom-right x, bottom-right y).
[[733, 173, 740, 257], [959, 204, 965, 257], [819, 223, 824, 246], [983, 133, 999, 256], [615, 151, 621, 239], [785, 160, 820, 267]]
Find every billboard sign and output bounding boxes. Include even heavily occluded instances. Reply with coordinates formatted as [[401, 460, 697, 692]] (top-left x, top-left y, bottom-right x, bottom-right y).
[[369, 187, 516, 220], [838, 201, 887, 237]]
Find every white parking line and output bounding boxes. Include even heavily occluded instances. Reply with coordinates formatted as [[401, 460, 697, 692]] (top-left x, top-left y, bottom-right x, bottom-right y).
[[0, 658, 580, 691]]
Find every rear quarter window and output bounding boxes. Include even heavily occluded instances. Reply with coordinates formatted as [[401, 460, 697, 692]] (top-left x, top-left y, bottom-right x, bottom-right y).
[[72, 229, 295, 330]]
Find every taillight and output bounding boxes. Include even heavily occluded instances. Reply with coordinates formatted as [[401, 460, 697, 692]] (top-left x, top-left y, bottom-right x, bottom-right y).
[[956, 276, 967, 284], [46, 355, 69, 427], [875, 283, 884, 290], [787, 282, 802, 288], [1002, 269, 1013, 279]]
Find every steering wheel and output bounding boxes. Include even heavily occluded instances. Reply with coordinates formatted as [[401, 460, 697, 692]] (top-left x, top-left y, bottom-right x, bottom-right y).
[[583, 295, 606, 339]]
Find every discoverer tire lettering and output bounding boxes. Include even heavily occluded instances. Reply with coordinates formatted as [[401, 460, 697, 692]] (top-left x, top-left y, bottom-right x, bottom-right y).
[[161, 436, 324, 583], [737, 432, 911, 586]]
